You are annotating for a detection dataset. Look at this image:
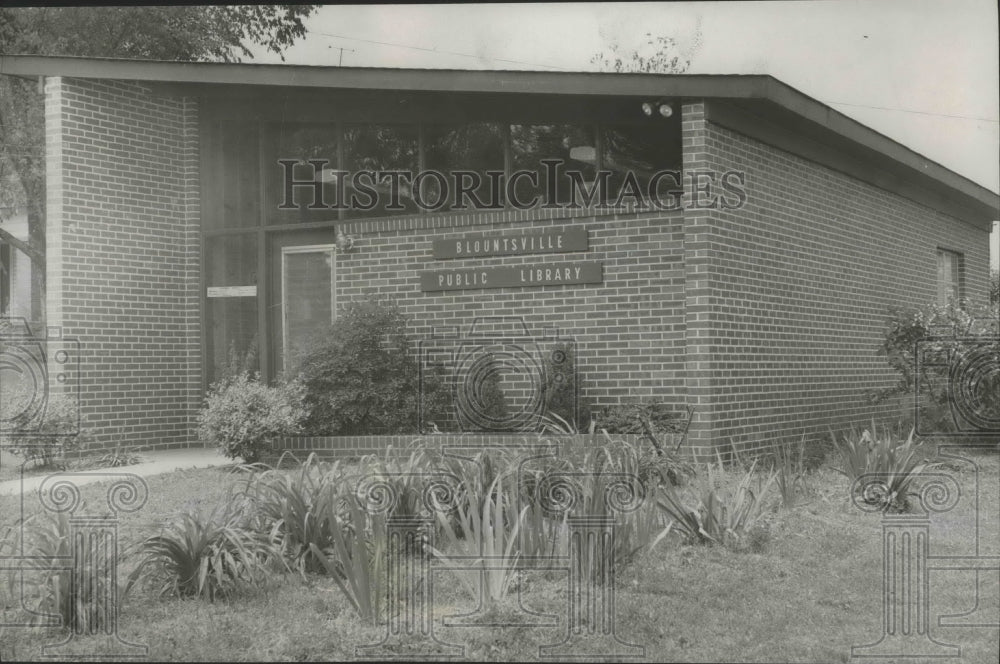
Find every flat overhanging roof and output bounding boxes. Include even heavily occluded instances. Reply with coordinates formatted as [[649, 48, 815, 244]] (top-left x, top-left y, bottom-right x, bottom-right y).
[[2, 54, 998, 215]]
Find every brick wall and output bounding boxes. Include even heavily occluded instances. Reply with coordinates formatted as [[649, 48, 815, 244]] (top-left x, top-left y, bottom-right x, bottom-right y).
[[45, 77, 201, 452], [681, 101, 993, 457], [332, 207, 688, 424]]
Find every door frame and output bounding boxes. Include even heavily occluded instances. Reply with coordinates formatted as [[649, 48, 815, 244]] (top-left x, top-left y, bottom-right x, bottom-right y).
[[267, 229, 338, 380]]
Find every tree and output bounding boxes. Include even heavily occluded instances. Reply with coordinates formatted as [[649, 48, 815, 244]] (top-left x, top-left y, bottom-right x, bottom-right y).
[[991, 268, 999, 307], [0, 5, 318, 320]]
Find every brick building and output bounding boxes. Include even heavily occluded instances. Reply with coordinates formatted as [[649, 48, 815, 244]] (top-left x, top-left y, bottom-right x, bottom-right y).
[[0, 55, 996, 457]]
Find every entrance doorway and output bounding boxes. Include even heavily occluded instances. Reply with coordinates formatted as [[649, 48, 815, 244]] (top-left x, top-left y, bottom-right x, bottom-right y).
[[269, 232, 337, 377]]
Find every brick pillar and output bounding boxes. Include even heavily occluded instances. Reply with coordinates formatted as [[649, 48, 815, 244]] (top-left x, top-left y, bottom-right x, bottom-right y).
[[44, 77, 202, 453]]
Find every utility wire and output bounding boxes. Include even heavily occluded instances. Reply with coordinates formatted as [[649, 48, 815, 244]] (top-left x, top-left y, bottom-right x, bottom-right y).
[[304, 29, 567, 71], [825, 100, 999, 124]]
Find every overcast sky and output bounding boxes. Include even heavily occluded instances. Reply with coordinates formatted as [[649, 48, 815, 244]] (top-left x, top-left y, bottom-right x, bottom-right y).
[[249, 1, 999, 264]]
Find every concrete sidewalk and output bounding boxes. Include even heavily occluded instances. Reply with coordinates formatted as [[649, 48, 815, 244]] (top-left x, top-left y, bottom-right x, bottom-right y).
[[0, 447, 232, 498]]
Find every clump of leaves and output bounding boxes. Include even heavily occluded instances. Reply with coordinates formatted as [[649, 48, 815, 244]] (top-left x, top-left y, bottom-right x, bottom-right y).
[[831, 421, 932, 512], [125, 503, 282, 602], [657, 459, 775, 551], [307, 498, 388, 625], [239, 453, 346, 574]]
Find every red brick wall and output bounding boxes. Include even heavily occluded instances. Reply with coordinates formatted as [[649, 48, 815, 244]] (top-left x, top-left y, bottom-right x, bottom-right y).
[[681, 101, 992, 457], [45, 77, 201, 452]]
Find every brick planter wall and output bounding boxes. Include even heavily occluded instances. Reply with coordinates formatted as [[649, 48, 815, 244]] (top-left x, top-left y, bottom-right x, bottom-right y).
[[278, 432, 654, 460]]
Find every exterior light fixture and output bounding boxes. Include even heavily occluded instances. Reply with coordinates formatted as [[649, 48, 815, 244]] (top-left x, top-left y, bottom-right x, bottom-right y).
[[641, 101, 673, 118], [335, 227, 354, 252]]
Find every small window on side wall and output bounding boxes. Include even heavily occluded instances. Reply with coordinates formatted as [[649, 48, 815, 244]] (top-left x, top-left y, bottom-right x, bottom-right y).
[[936, 248, 963, 306]]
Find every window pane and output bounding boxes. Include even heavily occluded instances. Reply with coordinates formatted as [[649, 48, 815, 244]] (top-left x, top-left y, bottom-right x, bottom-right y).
[[342, 125, 419, 219], [603, 123, 682, 205], [205, 234, 258, 385], [206, 298, 258, 385], [282, 248, 335, 372], [510, 125, 596, 206], [936, 249, 962, 306], [423, 124, 505, 210], [204, 122, 260, 229], [267, 124, 340, 225], [206, 234, 257, 288]]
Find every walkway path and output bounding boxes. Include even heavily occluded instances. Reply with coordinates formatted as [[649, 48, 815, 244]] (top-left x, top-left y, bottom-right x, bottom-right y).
[[0, 447, 231, 498]]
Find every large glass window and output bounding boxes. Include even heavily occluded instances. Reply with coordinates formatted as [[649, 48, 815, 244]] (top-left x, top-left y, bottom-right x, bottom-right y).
[[603, 123, 682, 205], [422, 123, 506, 210], [510, 125, 596, 207], [342, 125, 419, 218], [268, 124, 340, 225], [203, 122, 260, 230]]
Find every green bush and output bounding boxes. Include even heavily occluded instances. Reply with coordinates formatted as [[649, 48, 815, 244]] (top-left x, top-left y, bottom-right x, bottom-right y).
[[197, 372, 307, 463], [294, 296, 431, 435], [869, 301, 999, 434]]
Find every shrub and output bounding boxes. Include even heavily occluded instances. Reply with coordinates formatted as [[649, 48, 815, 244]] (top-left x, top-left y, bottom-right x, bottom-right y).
[[869, 301, 1000, 434], [294, 296, 428, 435], [240, 453, 348, 574], [1, 393, 85, 469], [592, 403, 691, 436], [124, 503, 283, 602], [197, 372, 306, 464], [656, 459, 775, 551], [831, 421, 931, 512]]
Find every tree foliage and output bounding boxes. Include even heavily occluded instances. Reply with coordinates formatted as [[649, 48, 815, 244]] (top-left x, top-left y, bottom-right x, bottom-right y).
[[0, 5, 317, 319]]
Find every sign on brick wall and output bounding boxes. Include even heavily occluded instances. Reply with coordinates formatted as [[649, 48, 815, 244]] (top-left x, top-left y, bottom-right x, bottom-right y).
[[420, 261, 603, 291], [433, 227, 588, 259]]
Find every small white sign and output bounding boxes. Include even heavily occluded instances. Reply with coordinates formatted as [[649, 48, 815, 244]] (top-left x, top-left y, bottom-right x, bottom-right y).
[[207, 285, 257, 298]]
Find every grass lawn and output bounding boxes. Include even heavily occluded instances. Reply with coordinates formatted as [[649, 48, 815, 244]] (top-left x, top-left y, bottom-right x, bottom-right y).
[[1, 448, 998, 662]]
